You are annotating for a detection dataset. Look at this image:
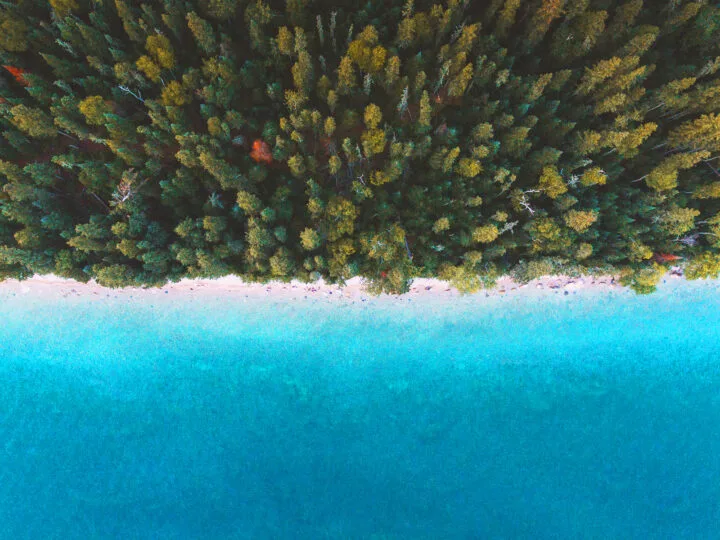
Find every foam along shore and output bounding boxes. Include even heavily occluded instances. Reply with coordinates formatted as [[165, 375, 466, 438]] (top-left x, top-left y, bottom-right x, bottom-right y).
[[0, 271, 668, 302]]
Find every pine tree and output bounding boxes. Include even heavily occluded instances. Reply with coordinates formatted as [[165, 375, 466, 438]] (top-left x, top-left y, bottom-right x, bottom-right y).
[[8, 106, 56, 138], [276, 26, 294, 55], [447, 64, 473, 97], [668, 114, 720, 152], [292, 51, 314, 93], [526, 0, 566, 48], [187, 12, 217, 55], [337, 56, 356, 94], [551, 10, 608, 62], [418, 91, 432, 128], [495, 0, 521, 39]]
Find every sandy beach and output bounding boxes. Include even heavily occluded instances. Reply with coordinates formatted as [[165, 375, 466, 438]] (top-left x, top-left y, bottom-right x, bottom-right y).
[[0, 271, 659, 302]]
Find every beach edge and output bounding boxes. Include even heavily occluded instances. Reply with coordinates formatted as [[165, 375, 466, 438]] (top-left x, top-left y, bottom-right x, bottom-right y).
[[0, 271, 666, 301]]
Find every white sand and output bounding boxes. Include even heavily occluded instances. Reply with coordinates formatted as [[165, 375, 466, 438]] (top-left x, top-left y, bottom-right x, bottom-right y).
[[0, 272, 642, 301]]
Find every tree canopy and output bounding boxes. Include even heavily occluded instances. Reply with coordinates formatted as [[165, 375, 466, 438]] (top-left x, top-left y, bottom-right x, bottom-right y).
[[1, 0, 720, 294]]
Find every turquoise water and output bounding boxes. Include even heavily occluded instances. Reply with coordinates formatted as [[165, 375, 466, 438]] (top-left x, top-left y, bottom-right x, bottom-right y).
[[1, 280, 719, 538]]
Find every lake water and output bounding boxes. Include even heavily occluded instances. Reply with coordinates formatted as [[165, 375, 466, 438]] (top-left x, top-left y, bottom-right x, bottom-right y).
[[1, 280, 719, 538]]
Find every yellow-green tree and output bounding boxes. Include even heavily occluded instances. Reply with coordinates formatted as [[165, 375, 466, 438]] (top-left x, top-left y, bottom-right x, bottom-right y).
[[396, 0, 415, 48], [136, 55, 162, 82], [326, 197, 358, 241], [362, 103, 381, 129], [300, 228, 321, 250], [564, 210, 598, 233], [292, 51, 314, 93], [418, 91, 432, 128], [9, 105, 56, 138], [620, 263, 666, 294], [473, 224, 499, 244], [645, 151, 710, 192], [145, 35, 175, 70], [276, 26, 294, 55], [187, 12, 217, 54], [161, 81, 190, 106], [693, 182, 720, 200], [538, 166, 567, 199], [685, 253, 720, 280], [580, 167, 607, 186], [448, 64, 473, 97], [657, 206, 700, 236], [0, 11, 28, 52], [668, 114, 720, 152], [337, 56, 356, 94], [456, 158, 482, 178], [78, 96, 112, 126], [438, 263, 482, 294]]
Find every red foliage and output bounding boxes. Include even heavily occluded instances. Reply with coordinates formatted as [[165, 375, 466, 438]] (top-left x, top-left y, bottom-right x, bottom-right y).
[[3, 65, 29, 86], [654, 253, 682, 263], [250, 139, 272, 164], [380, 271, 387, 278], [320, 136, 342, 157], [320, 136, 334, 156], [434, 87, 449, 104]]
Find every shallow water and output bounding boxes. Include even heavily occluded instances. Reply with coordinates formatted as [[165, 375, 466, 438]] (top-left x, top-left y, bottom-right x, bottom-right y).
[[1, 280, 719, 538]]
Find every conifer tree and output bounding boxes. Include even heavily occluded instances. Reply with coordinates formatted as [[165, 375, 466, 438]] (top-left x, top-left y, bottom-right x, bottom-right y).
[[187, 12, 217, 55]]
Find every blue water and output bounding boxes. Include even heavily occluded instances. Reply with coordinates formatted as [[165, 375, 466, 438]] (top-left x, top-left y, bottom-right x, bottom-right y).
[[1, 280, 719, 538]]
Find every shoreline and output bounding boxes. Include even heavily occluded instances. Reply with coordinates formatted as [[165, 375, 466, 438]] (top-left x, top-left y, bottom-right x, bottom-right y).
[[0, 272, 661, 302]]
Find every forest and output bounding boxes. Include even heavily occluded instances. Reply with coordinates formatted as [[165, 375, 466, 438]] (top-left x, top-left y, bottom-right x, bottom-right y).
[[1, 0, 720, 294]]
